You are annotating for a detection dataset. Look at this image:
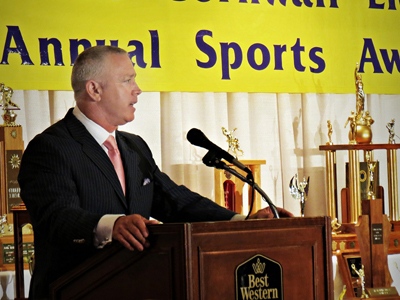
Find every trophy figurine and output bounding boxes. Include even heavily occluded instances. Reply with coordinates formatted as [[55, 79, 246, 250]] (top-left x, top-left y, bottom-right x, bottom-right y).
[[0, 82, 20, 126], [326, 120, 333, 145], [351, 264, 369, 298], [222, 127, 244, 158], [366, 152, 377, 200], [344, 111, 357, 144], [338, 285, 347, 300], [289, 174, 310, 217], [345, 64, 374, 144], [0, 214, 12, 236], [386, 119, 397, 144]]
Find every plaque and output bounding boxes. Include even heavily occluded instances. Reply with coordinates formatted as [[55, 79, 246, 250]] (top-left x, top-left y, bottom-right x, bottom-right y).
[[371, 223, 383, 245]]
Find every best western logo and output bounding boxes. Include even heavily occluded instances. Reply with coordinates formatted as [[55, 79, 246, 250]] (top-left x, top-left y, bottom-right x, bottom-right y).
[[236, 255, 283, 300]]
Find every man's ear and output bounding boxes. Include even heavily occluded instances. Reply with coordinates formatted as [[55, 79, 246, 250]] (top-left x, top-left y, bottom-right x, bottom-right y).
[[86, 80, 102, 102]]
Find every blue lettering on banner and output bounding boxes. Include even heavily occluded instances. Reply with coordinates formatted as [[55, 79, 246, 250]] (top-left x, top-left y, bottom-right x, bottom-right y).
[[0, 26, 161, 68], [369, 0, 399, 10], [196, 30, 326, 80], [173, 0, 339, 8], [1, 25, 34, 65], [359, 38, 400, 74]]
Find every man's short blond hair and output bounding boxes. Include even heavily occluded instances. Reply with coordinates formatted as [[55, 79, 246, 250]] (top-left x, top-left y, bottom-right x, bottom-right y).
[[71, 46, 128, 97]]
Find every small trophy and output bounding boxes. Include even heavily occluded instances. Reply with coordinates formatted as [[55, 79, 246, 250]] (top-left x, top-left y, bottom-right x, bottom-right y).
[[0, 83, 24, 216], [326, 120, 333, 145], [0, 82, 20, 126], [386, 119, 397, 144], [221, 127, 243, 212], [222, 127, 243, 158], [0, 214, 12, 236], [289, 174, 310, 217], [351, 264, 369, 298]]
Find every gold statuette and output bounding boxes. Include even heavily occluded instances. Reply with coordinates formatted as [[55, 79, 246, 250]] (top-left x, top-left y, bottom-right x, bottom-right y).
[[0, 82, 20, 127], [327, 120, 333, 145], [366, 151, 377, 200], [338, 285, 347, 300], [222, 127, 243, 158], [345, 64, 374, 144], [351, 264, 369, 298]]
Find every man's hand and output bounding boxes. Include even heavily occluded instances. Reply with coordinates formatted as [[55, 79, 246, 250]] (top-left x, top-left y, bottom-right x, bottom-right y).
[[248, 206, 294, 220], [112, 214, 159, 251]]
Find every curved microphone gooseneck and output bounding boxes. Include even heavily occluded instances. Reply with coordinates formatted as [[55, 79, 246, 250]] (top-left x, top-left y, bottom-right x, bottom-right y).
[[188, 129, 279, 219]]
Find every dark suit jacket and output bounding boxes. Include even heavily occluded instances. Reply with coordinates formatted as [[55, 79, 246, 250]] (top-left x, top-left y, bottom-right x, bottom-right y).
[[18, 108, 236, 299]]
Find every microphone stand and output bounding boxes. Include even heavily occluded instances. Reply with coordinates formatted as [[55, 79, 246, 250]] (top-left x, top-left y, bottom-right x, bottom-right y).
[[203, 151, 280, 219]]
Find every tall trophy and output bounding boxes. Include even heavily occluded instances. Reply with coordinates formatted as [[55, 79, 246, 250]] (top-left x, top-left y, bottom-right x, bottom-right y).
[[221, 127, 244, 211], [289, 174, 310, 217], [0, 83, 24, 220]]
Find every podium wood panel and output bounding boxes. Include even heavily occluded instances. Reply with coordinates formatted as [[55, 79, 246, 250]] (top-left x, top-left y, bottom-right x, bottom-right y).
[[50, 217, 333, 300]]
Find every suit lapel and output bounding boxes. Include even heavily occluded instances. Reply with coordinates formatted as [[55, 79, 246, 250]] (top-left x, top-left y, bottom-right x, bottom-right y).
[[64, 109, 127, 209]]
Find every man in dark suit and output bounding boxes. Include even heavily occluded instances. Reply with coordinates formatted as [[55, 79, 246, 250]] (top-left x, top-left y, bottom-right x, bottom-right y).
[[18, 46, 292, 299]]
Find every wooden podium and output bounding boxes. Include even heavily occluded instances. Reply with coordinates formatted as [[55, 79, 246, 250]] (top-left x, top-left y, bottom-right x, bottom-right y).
[[50, 217, 333, 300]]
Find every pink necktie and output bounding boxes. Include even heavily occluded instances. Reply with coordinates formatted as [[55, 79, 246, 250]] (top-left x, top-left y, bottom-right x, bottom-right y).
[[103, 135, 126, 194]]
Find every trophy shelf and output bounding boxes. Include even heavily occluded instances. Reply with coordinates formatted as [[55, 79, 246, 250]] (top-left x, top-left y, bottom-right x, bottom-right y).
[[320, 144, 400, 151]]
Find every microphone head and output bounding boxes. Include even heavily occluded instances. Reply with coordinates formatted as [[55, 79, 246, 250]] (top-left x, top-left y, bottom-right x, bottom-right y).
[[186, 128, 211, 149], [187, 128, 236, 164]]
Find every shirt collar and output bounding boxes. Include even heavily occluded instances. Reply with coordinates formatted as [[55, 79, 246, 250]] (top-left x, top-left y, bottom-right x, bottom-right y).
[[72, 106, 115, 146]]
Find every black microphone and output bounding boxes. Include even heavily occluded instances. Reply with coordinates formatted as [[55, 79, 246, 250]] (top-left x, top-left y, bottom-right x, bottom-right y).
[[187, 128, 252, 175]]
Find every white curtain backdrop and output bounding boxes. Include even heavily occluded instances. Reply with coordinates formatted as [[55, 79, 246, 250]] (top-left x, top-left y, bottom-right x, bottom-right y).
[[11, 90, 400, 218]]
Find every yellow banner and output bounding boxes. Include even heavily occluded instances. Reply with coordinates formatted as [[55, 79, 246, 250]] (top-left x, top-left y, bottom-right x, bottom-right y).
[[0, 0, 399, 93]]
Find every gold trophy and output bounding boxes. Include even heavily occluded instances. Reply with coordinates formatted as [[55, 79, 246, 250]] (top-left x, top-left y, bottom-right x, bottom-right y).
[[0, 83, 20, 126], [222, 127, 244, 158], [289, 174, 310, 217], [351, 264, 369, 298], [345, 64, 374, 145], [0, 83, 24, 217], [221, 127, 243, 211], [327, 120, 333, 145]]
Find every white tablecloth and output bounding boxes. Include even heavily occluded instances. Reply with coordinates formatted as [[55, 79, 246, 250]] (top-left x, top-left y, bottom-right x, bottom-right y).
[[0, 270, 31, 300]]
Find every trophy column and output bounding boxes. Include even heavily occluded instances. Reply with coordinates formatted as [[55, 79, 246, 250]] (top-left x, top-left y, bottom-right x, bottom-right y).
[[325, 149, 337, 220], [348, 149, 362, 223], [387, 148, 399, 221]]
